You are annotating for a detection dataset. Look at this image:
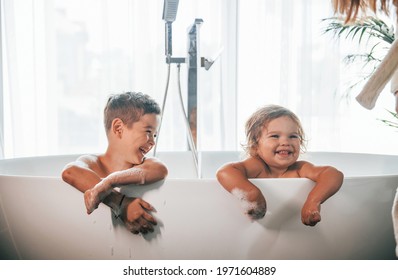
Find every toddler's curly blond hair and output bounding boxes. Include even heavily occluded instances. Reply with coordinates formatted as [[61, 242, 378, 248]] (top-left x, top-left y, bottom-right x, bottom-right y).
[[243, 105, 306, 157]]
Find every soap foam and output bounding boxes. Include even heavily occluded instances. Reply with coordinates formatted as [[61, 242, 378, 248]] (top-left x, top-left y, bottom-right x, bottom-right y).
[[84, 167, 146, 214], [231, 188, 257, 211], [231, 188, 266, 219]]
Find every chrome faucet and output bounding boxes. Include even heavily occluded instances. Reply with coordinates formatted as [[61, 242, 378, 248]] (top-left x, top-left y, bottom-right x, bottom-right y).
[[157, 0, 218, 177]]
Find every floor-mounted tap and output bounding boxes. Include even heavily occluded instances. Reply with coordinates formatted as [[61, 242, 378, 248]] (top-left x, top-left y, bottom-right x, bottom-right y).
[[158, 0, 217, 177]]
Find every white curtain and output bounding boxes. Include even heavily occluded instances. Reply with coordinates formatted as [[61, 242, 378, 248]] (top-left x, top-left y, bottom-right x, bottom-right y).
[[0, 0, 3, 159], [1, 0, 398, 159]]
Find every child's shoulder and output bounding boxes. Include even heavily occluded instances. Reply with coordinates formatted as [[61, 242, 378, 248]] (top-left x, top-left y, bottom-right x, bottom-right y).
[[242, 156, 263, 165], [294, 160, 314, 169], [240, 156, 269, 177], [63, 154, 101, 173], [293, 160, 317, 173], [71, 154, 103, 171], [76, 154, 101, 164], [294, 160, 341, 179]]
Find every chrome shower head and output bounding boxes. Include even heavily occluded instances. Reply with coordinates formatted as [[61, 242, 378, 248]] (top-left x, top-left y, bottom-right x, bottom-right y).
[[162, 0, 179, 22], [162, 0, 179, 57]]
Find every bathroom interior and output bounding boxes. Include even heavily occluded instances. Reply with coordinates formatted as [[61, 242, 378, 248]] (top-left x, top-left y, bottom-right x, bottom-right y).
[[1, 0, 398, 261]]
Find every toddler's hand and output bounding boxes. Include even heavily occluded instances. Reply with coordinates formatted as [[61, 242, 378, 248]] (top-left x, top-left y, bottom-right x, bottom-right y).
[[301, 200, 321, 226], [246, 193, 267, 220], [232, 188, 267, 220]]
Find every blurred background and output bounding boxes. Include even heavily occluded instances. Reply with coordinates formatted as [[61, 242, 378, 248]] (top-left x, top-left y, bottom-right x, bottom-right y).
[[1, 0, 398, 159]]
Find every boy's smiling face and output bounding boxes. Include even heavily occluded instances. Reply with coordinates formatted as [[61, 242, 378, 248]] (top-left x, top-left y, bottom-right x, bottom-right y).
[[256, 116, 301, 172], [122, 113, 159, 165]]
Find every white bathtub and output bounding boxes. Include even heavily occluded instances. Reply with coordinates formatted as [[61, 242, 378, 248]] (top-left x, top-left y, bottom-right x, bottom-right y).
[[0, 151, 397, 260]]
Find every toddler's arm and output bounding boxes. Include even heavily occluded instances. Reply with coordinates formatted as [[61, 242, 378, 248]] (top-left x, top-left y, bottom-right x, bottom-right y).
[[298, 162, 344, 226], [216, 159, 267, 219]]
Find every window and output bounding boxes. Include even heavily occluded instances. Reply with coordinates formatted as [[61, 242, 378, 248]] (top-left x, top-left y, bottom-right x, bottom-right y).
[[1, 0, 397, 159]]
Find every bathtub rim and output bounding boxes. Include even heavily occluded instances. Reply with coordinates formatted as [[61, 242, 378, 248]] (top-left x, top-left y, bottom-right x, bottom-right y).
[[1, 174, 398, 182], [1, 151, 398, 180]]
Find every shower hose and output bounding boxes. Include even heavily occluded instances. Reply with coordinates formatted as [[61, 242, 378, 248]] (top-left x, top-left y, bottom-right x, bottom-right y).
[[153, 62, 199, 177]]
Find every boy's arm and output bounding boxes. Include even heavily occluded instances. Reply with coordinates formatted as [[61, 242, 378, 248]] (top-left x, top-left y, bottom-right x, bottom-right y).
[[61, 159, 123, 214], [216, 159, 267, 219], [61, 156, 159, 234], [61, 157, 128, 214], [61, 156, 101, 193], [102, 157, 168, 187], [84, 157, 168, 213], [298, 161, 344, 226], [62, 156, 168, 191]]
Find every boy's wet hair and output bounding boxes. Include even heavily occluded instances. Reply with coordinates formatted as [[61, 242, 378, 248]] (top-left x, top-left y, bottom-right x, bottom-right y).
[[243, 104, 306, 157], [104, 92, 161, 132]]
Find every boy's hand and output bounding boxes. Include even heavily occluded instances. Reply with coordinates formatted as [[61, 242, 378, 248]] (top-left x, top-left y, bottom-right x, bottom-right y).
[[301, 200, 321, 226], [120, 197, 157, 234], [84, 186, 113, 215]]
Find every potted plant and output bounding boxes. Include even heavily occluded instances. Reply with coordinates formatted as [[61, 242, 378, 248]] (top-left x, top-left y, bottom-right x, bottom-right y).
[[322, 15, 398, 128]]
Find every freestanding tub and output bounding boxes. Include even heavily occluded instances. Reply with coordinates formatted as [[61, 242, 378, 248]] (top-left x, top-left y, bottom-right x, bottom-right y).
[[0, 151, 397, 260]]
